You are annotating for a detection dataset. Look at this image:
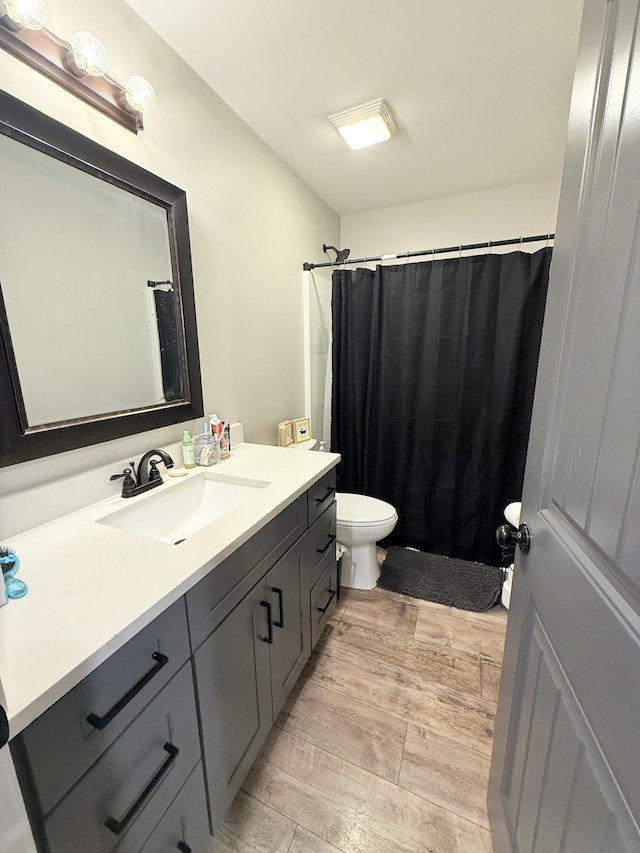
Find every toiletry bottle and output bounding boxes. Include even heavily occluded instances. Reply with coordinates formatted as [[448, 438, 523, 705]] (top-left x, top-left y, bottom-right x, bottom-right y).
[[182, 430, 196, 469], [221, 420, 231, 459], [210, 414, 228, 459]]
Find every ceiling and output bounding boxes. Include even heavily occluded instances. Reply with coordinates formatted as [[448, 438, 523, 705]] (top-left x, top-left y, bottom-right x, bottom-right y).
[[124, 0, 585, 216]]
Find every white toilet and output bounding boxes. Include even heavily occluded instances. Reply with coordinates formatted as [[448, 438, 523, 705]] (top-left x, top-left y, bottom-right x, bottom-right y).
[[286, 438, 399, 590], [336, 493, 398, 590], [501, 501, 522, 609]]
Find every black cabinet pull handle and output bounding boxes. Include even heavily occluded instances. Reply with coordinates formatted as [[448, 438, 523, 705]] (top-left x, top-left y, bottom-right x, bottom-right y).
[[104, 742, 179, 836], [87, 652, 169, 730], [317, 589, 336, 614], [177, 843, 192, 853], [260, 600, 273, 644], [316, 534, 336, 556], [272, 587, 284, 628], [315, 486, 336, 504]]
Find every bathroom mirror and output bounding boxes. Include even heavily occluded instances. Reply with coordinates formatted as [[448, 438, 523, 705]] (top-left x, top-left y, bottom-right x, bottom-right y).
[[0, 91, 203, 467]]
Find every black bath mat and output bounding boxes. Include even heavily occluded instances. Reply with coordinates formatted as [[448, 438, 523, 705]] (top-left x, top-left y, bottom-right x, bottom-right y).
[[378, 546, 503, 612]]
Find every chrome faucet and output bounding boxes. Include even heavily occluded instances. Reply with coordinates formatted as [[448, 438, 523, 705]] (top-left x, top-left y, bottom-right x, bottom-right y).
[[111, 449, 175, 498]]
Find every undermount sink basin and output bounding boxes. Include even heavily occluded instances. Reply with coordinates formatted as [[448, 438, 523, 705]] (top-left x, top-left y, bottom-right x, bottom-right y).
[[98, 472, 269, 544]]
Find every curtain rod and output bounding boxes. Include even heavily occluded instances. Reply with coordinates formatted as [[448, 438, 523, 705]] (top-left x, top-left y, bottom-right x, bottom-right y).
[[302, 233, 554, 271]]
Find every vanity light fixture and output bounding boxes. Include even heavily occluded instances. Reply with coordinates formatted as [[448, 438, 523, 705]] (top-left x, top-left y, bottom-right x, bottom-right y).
[[124, 75, 156, 113], [329, 98, 397, 150], [0, 3, 154, 133], [1, 0, 47, 30], [68, 30, 109, 77]]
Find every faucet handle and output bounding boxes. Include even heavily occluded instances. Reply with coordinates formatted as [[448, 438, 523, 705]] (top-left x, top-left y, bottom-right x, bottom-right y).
[[148, 460, 163, 483], [110, 467, 137, 497]]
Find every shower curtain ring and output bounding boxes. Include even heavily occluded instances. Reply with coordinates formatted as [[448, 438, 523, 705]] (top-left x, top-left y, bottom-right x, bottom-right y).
[[488, 239, 492, 254]]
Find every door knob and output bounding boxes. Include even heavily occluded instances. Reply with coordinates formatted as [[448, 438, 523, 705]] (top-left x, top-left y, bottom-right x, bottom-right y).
[[496, 522, 531, 554]]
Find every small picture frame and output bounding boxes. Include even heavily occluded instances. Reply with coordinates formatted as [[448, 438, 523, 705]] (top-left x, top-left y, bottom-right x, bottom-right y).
[[278, 420, 293, 447], [293, 417, 311, 444]]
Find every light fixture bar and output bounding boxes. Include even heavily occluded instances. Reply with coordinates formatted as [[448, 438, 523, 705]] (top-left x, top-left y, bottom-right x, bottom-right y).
[[0, 22, 142, 133]]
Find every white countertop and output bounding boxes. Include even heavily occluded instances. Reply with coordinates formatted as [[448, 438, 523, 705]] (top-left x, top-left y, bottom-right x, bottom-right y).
[[0, 443, 339, 737]]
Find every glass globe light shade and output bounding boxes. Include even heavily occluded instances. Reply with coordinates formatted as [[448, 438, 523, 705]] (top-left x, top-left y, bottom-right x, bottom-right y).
[[3, 0, 48, 30], [125, 76, 156, 112], [71, 31, 109, 77]]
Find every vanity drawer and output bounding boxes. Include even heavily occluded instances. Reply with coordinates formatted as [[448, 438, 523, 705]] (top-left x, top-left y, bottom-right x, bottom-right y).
[[140, 762, 210, 853], [308, 468, 337, 527], [308, 501, 336, 589], [187, 495, 306, 650], [16, 598, 191, 816], [43, 663, 201, 853], [310, 558, 338, 648]]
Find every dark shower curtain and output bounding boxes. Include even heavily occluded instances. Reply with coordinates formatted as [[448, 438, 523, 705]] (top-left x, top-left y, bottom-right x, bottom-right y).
[[331, 248, 551, 566]]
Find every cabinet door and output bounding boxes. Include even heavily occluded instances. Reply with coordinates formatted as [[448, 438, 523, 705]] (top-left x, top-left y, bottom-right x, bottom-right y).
[[266, 535, 310, 717], [193, 578, 272, 834]]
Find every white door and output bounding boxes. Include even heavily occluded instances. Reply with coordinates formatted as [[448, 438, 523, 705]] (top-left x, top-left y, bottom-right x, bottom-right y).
[[488, 0, 640, 849], [0, 678, 37, 852]]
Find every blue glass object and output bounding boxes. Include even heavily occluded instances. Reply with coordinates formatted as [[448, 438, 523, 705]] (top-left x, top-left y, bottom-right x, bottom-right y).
[[1, 549, 28, 599]]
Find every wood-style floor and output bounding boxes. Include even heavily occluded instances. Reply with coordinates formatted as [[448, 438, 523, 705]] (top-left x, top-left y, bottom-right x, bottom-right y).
[[211, 583, 508, 853]]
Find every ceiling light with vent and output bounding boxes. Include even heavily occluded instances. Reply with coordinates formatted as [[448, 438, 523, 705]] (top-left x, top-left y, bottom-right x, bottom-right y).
[[329, 99, 397, 150]]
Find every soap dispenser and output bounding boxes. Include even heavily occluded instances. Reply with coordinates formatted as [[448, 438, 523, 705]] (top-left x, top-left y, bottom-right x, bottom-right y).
[[182, 431, 196, 469]]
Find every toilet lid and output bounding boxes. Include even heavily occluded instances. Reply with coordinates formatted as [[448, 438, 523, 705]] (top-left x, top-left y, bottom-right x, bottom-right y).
[[336, 493, 397, 527]]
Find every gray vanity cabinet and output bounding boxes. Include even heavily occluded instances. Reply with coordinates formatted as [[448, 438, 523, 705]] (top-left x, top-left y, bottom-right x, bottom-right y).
[[193, 533, 310, 832], [11, 465, 339, 852]]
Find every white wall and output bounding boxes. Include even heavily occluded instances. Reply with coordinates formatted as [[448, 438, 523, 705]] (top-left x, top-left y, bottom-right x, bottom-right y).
[[341, 178, 560, 261], [0, 0, 339, 504]]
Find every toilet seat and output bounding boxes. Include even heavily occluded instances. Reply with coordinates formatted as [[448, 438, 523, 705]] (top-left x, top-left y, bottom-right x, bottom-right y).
[[337, 493, 397, 528]]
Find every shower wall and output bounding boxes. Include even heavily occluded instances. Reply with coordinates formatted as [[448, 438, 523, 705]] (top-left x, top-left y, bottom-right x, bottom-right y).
[[303, 270, 332, 447]]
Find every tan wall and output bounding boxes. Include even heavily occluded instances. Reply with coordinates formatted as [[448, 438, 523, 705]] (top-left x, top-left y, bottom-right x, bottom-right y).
[[0, 0, 339, 496]]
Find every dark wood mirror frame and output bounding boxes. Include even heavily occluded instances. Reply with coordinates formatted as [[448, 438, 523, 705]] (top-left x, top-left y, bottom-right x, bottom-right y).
[[0, 90, 204, 467]]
